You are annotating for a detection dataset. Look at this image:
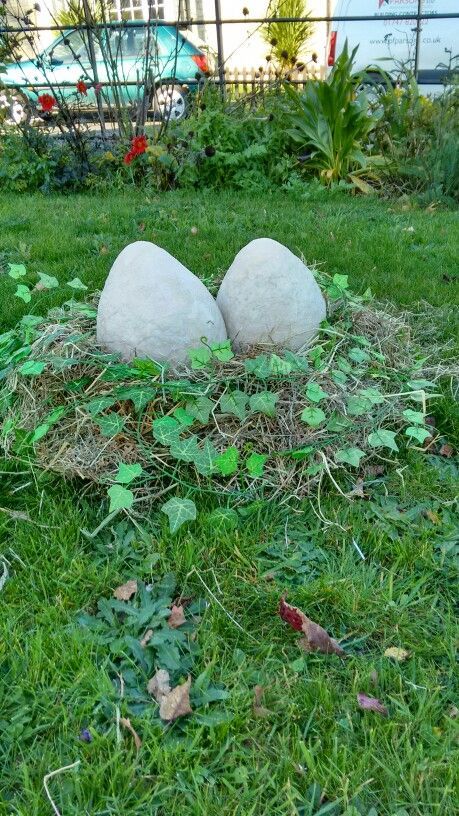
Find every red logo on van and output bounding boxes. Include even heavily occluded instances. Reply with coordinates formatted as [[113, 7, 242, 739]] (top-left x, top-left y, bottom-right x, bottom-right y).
[[378, 0, 389, 7]]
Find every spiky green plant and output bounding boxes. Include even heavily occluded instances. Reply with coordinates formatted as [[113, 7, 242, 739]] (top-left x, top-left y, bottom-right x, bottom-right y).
[[262, 0, 314, 72]]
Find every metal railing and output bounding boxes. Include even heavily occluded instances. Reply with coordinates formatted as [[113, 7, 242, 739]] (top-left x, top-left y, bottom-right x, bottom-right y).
[[1, 3, 458, 92]]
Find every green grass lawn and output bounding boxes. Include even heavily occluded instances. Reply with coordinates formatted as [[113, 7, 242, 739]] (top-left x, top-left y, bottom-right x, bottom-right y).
[[0, 190, 458, 816]]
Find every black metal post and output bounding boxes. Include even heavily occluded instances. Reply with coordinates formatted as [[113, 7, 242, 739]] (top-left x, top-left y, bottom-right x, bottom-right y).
[[414, 0, 423, 81], [214, 0, 225, 98]]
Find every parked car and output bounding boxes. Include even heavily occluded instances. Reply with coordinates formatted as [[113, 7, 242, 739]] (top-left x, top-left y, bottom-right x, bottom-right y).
[[0, 21, 209, 123], [328, 0, 459, 93]]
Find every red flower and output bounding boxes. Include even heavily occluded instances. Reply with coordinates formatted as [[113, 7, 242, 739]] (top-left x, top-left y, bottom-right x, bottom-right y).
[[131, 134, 148, 156], [37, 93, 56, 113], [76, 80, 88, 96], [123, 134, 148, 166]]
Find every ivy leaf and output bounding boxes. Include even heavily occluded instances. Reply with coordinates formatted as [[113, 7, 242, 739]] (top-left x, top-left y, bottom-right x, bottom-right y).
[[152, 416, 181, 445], [269, 354, 293, 376], [95, 414, 126, 437], [347, 394, 373, 417], [407, 379, 435, 391], [161, 497, 197, 534], [305, 382, 328, 403], [402, 409, 425, 425], [211, 340, 234, 362], [348, 347, 370, 364], [66, 277, 88, 290], [108, 484, 134, 513], [174, 407, 195, 428], [244, 354, 271, 379], [331, 369, 348, 386], [405, 426, 431, 444], [193, 438, 218, 476], [207, 507, 239, 531], [115, 462, 143, 484], [18, 360, 45, 376], [36, 272, 59, 290], [215, 446, 239, 476], [219, 390, 248, 421], [30, 406, 66, 443], [335, 447, 365, 468], [301, 406, 326, 427], [114, 386, 155, 413], [169, 435, 199, 463], [15, 284, 31, 303], [327, 413, 352, 433], [86, 396, 117, 416], [188, 346, 212, 370], [326, 273, 349, 300], [368, 429, 399, 453], [8, 263, 27, 279], [186, 396, 214, 424], [359, 387, 384, 405], [283, 350, 309, 373], [246, 452, 267, 477], [289, 445, 314, 460], [249, 391, 279, 418]]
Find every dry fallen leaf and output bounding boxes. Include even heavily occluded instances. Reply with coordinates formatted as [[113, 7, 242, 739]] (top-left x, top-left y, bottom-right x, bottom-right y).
[[447, 705, 458, 719], [370, 669, 378, 687], [357, 693, 388, 716], [100, 244, 108, 254], [168, 604, 186, 629], [147, 669, 171, 702], [253, 685, 271, 718], [279, 597, 345, 657], [140, 628, 153, 648], [113, 580, 137, 601], [384, 646, 410, 662], [425, 510, 441, 525], [439, 443, 454, 458], [348, 478, 365, 499], [119, 717, 142, 751], [159, 676, 193, 722]]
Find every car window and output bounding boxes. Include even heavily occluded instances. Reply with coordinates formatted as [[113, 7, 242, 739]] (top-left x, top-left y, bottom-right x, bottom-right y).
[[49, 30, 101, 64], [108, 26, 158, 60]]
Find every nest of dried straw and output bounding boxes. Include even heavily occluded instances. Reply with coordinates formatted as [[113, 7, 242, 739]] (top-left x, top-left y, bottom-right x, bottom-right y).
[[2, 289, 447, 504]]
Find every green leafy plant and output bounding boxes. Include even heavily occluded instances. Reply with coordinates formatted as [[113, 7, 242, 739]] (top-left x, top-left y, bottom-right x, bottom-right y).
[[284, 44, 382, 184]]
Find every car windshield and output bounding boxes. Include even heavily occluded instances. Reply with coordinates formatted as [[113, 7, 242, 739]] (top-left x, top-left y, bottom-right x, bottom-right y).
[[107, 25, 159, 60], [48, 30, 101, 64]]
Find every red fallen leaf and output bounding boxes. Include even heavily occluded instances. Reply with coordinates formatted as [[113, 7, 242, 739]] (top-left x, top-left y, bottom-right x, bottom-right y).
[[113, 579, 137, 601], [357, 693, 388, 716], [439, 443, 454, 458], [140, 628, 153, 648], [168, 604, 186, 629], [138, 222, 146, 232], [279, 597, 345, 656]]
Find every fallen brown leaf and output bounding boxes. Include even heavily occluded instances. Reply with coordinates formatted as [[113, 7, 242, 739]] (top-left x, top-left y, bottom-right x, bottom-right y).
[[348, 478, 365, 499], [147, 669, 171, 702], [140, 629, 153, 648], [99, 244, 108, 254], [279, 597, 345, 656], [168, 604, 186, 629], [384, 646, 410, 662], [119, 717, 142, 751], [357, 693, 388, 716], [253, 685, 271, 718], [364, 464, 385, 478], [159, 676, 192, 722], [113, 580, 137, 601], [447, 705, 458, 719], [439, 443, 454, 458], [425, 510, 441, 525]]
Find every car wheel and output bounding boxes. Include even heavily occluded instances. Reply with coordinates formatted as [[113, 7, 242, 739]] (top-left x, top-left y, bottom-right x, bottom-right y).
[[0, 91, 31, 125], [153, 83, 188, 122]]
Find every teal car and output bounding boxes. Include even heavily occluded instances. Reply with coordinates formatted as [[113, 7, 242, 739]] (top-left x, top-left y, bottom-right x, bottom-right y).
[[0, 22, 209, 123]]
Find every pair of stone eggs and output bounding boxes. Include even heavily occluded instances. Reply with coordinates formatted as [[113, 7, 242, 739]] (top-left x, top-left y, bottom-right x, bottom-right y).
[[96, 238, 327, 366]]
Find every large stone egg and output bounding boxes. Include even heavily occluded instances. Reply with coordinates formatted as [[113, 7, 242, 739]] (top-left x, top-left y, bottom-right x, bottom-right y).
[[216, 238, 326, 351], [97, 241, 227, 366]]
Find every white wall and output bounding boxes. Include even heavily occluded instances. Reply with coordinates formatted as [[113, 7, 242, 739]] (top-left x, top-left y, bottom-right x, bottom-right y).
[[196, 1, 329, 69]]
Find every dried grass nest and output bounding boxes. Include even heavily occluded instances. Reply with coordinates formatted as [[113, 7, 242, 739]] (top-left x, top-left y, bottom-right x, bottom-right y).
[[2, 280, 456, 506]]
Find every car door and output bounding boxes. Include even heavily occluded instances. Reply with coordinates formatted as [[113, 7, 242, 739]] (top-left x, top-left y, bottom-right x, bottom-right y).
[[101, 25, 159, 107], [45, 29, 99, 105]]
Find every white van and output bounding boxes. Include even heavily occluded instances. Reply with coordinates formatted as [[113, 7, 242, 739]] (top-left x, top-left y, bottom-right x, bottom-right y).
[[328, 1, 459, 93]]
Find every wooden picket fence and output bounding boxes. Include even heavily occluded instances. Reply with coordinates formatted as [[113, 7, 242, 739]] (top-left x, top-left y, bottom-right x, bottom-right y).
[[222, 63, 325, 100]]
